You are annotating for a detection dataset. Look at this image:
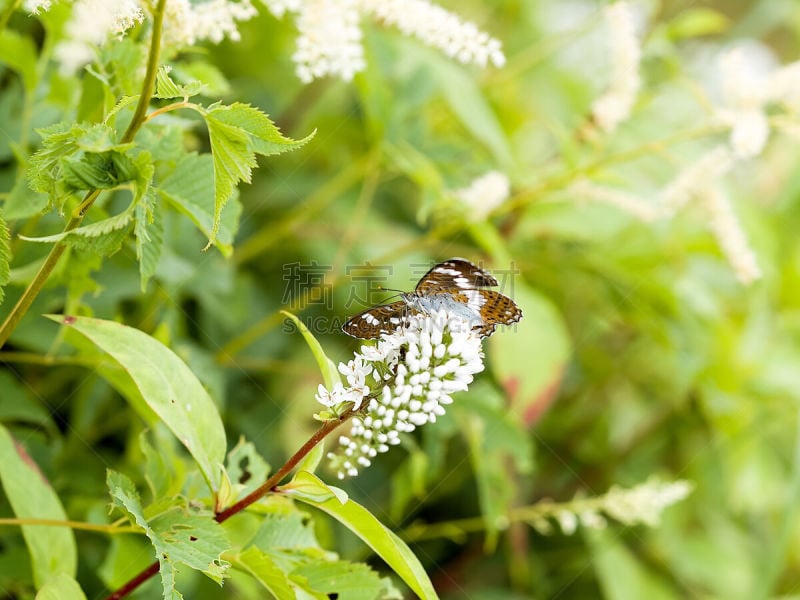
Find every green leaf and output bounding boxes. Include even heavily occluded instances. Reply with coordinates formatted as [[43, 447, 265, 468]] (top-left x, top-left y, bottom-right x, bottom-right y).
[[281, 472, 438, 600], [0, 425, 77, 587], [158, 153, 241, 256], [294, 559, 396, 600], [107, 471, 230, 599], [18, 203, 135, 258], [135, 189, 163, 290], [26, 123, 137, 211], [35, 573, 87, 600], [454, 382, 534, 551], [489, 284, 571, 426], [0, 30, 38, 92], [224, 437, 271, 506], [0, 213, 8, 305], [61, 149, 139, 191], [281, 310, 341, 390], [154, 65, 204, 99], [51, 315, 227, 492], [232, 547, 298, 600], [426, 50, 513, 168], [586, 527, 679, 600], [202, 103, 314, 247]]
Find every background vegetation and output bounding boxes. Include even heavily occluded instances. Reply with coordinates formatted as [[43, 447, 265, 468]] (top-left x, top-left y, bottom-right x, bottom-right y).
[[1, 0, 800, 598]]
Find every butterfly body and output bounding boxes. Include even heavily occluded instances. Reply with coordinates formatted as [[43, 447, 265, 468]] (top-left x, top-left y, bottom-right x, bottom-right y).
[[342, 258, 523, 339]]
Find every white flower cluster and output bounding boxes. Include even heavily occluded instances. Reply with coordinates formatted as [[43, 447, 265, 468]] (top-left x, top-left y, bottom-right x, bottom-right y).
[[529, 477, 693, 535], [713, 45, 800, 159], [454, 171, 511, 221], [271, 0, 505, 82], [162, 0, 258, 47], [704, 186, 762, 284], [54, 0, 144, 74], [591, 1, 642, 132], [365, 0, 505, 68], [318, 309, 484, 479], [292, 0, 365, 83]]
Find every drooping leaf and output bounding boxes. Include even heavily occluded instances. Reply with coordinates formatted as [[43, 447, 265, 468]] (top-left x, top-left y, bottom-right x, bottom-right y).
[[158, 153, 241, 256], [35, 573, 87, 600], [280, 472, 437, 600], [232, 547, 298, 600], [0, 425, 77, 588], [107, 471, 230, 600], [50, 315, 227, 492], [135, 188, 163, 290], [201, 102, 314, 247]]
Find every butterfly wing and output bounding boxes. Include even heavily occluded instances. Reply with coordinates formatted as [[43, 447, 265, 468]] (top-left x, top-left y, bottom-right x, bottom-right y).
[[415, 258, 499, 294], [451, 289, 522, 337], [342, 300, 410, 339]]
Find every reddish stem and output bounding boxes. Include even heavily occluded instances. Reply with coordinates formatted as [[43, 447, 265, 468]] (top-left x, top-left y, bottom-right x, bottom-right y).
[[102, 412, 354, 600]]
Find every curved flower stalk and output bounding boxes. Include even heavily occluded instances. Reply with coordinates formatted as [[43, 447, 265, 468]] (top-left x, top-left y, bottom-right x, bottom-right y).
[[317, 308, 485, 479], [524, 477, 693, 535]]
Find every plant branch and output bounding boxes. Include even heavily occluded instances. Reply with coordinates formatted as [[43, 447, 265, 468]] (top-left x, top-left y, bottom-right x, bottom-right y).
[[0, 0, 167, 350], [104, 408, 357, 600], [0, 517, 140, 534]]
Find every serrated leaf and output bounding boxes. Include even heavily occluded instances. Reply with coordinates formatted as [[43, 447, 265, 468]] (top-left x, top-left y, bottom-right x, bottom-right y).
[[0, 214, 9, 305], [0, 30, 38, 92], [158, 153, 241, 256], [61, 149, 139, 191], [51, 315, 227, 492], [224, 437, 271, 506], [154, 66, 204, 99], [202, 103, 313, 247], [35, 573, 87, 600], [18, 204, 134, 258], [294, 559, 395, 600], [0, 425, 77, 587], [281, 310, 340, 390], [135, 189, 163, 290], [281, 472, 437, 600], [232, 547, 298, 600], [107, 471, 230, 599]]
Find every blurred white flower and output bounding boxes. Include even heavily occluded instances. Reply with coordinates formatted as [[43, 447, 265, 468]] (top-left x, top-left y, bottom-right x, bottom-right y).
[[571, 179, 664, 222], [703, 186, 761, 285], [323, 308, 485, 479], [292, 0, 365, 83], [54, 0, 144, 74], [528, 477, 693, 535], [163, 0, 258, 47], [365, 0, 505, 68], [454, 171, 511, 221], [270, 0, 504, 82], [659, 146, 735, 212], [591, 1, 642, 132]]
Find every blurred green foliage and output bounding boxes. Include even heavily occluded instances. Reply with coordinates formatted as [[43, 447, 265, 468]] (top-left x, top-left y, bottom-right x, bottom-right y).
[[1, 0, 800, 598]]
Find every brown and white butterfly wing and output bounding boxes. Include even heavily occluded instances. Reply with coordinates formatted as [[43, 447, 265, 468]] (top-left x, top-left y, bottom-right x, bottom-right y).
[[449, 289, 523, 337], [415, 258, 498, 294], [342, 300, 411, 339]]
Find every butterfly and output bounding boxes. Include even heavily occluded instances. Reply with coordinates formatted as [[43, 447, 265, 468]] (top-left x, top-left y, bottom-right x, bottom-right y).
[[342, 258, 523, 339]]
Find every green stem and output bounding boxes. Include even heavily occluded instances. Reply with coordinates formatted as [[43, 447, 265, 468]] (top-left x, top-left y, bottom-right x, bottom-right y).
[[0, 517, 140, 535], [0, 0, 167, 350]]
